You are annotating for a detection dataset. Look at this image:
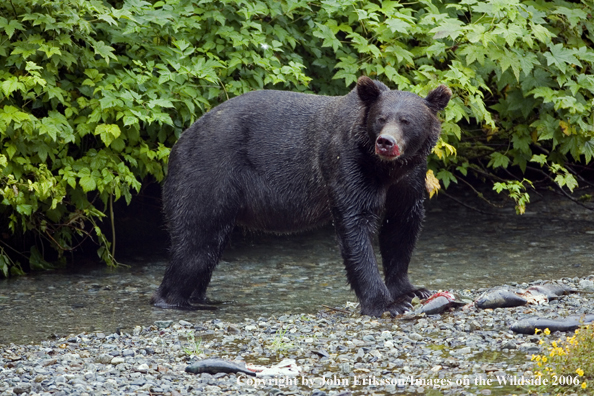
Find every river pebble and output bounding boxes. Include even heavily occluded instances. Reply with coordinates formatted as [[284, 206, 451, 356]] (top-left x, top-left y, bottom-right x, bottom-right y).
[[2, 276, 593, 395]]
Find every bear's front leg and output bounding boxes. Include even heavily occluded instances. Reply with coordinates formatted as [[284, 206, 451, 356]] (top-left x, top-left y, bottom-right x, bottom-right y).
[[330, 201, 400, 317], [379, 166, 431, 312]]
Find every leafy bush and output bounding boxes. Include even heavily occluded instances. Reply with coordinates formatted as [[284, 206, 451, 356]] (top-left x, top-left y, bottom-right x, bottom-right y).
[[1, 0, 593, 274]]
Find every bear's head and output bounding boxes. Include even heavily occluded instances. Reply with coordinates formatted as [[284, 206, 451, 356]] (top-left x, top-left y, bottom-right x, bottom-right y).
[[357, 76, 451, 162]]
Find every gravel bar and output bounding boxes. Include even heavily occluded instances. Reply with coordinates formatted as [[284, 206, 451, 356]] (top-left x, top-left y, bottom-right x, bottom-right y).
[[2, 276, 593, 396]]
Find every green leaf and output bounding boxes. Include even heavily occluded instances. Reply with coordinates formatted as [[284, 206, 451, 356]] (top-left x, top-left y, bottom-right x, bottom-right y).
[[499, 49, 522, 82], [313, 23, 341, 51], [385, 18, 410, 34], [95, 124, 121, 146], [488, 152, 510, 169], [582, 140, 594, 164], [512, 133, 531, 154], [544, 44, 581, 73], [530, 23, 553, 44], [92, 40, 117, 64], [29, 246, 52, 271], [431, 19, 464, 40], [436, 169, 457, 189], [0, 254, 8, 278], [16, 203, 33, 216], [1, 19, 24, 39], [1, 77, 24, 97], [553, 6, 588, 28], [554, 173, 578, 192], [79, 174, 96, 192], [530, 154, 547, 166], [147, 98, 175, 109]]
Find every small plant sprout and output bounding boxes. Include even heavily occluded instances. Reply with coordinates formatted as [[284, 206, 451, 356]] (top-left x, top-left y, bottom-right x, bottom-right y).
[[269, 328, 293, 353], [182, 331, 203, 356]]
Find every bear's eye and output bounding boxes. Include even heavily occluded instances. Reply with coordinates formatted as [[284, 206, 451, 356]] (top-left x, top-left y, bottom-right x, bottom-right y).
[[377, 116, 387, 125], [399, 117, 410, 125]]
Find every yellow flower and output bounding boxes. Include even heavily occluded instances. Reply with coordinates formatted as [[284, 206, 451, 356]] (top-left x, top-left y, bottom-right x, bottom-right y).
[[542, 357, 547, 363], [582, 382, 587, 389], [544, 328, 551, 335], [539, 339, 544, 345], [551, 341, 557, 347], [535, 328, 542, 335], [577, 368, 584, 376]]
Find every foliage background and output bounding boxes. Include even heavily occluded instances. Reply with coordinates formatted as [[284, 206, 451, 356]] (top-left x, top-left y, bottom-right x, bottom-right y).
[[1, 0, 593, 275]]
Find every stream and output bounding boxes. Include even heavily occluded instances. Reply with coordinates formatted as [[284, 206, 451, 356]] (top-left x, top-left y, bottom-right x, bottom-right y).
[[1, 187, 593, 345]]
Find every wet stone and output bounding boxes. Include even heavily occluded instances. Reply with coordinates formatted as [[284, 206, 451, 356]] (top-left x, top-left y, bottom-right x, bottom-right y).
[[110, 357, 125, 365], [122, 349, 135, 357], [154, 320, 173, 329]]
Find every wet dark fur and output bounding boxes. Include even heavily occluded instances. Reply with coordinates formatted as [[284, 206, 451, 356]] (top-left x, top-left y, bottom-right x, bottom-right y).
[[151, 76, 451, 317]]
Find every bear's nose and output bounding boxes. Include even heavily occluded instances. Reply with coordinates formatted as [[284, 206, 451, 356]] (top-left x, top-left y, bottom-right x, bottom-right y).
[[376, 135, 396, 149], [375, 135, 401, 159]]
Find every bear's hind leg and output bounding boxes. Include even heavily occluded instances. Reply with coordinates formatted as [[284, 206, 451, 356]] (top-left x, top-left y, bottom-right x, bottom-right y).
[[151, 218, 235, 311]]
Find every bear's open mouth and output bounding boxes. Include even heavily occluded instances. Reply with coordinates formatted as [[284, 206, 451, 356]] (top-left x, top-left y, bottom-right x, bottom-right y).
[[375, 134, 401, 160], [375, 142, 401, 159]]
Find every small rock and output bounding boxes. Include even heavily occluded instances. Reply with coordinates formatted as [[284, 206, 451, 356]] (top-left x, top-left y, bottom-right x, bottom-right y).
[[135, 364, 149, 373], [13, 387, 30, 395], [96, 354, 112, 364], [110, 357, 125, 365], [519, 343, 540, 354], [579, 279, 594, 291], [155, 320, 173, 329], [458, 347, 472, 355], [122, 349, 135, 357], [408, 333, 423, 341]]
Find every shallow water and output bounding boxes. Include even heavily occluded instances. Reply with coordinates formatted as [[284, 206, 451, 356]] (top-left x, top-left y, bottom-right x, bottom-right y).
[[1, 187, 593, 345]]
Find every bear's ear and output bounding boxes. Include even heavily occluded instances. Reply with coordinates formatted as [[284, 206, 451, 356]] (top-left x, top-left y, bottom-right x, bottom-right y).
[[425, 85, 452, 113], [357, 76, 382, 105]]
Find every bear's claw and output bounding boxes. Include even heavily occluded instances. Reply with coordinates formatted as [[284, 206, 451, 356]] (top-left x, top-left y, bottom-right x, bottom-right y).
[[151, 294, 218, 311]]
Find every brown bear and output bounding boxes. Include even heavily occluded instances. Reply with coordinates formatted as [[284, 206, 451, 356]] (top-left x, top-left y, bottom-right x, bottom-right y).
[[151, 76, 451, 317]]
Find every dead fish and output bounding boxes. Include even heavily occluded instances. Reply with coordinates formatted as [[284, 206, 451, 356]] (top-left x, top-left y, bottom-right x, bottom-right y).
[[416, 291, 468, 315], [510, 315, 594, 335], [475, 288, 527, 309], [419, 295, 451, 315], [525, 284, 577, 300], [185, 358, 256, 376]]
